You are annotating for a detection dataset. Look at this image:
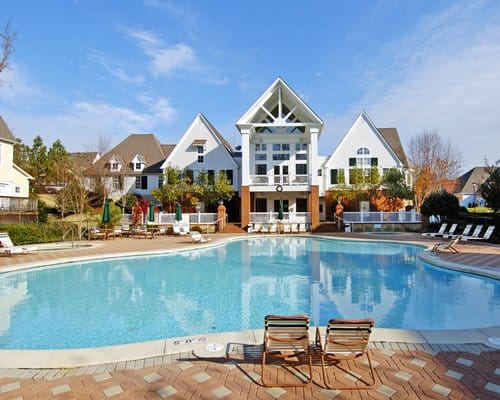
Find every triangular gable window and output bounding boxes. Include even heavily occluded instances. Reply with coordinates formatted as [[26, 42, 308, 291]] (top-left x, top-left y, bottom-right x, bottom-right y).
[[131, 154, 146, 171]]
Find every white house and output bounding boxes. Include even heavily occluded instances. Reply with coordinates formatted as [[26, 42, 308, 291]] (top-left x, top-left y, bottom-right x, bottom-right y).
[[161, 113, 240, 214], [0, 116, 33, 199], [236, 77, 324, 229], [322, 111, 411, 211]]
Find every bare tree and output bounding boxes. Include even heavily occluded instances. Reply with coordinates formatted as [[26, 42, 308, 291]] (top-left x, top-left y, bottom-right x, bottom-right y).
[[407, 130, 462, 210], [0, 22, 16, 82]]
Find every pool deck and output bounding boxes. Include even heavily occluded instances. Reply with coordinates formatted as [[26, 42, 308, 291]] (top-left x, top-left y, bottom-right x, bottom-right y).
[[0, 232, 499, 399]]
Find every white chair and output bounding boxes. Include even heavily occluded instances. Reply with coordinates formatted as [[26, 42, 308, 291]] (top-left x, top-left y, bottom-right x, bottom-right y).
[[446, 224, 472, 239], [282, 223, 291, 234], [460, 225, 484, 241], [299, 223, 307, 233], [269, 224, 277, 234], [462, 225, 494, 241], [0, 232, 37, 256], [291, 223, 299, 233], [421, 223, 447, 238], [191, 232, 210, 243], [173, 225, 189, 236]]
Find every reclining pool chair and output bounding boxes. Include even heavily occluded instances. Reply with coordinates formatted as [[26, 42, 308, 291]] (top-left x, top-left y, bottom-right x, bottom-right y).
[[0, 232, 36, 256], [431, 237, 460, 253], [261, 314, 313, 387], [421, 223, 447, 238], [315, 319, 376, 390]]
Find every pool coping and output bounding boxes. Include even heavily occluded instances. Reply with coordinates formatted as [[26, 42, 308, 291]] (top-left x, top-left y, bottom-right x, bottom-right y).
[[1, 234, 499, 369]]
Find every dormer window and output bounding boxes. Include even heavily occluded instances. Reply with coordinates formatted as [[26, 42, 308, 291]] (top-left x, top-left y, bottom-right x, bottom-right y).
[[131, 154, 146, 171], [108, 156, 122, 172]]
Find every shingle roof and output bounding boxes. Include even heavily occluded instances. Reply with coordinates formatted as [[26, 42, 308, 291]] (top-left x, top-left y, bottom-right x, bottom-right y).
[[0, 116, 16, 143], [377, 128, 408, 167], [454, 167, 489, 194], [94, 134, 174, 174], [70, 152, 99, 168]]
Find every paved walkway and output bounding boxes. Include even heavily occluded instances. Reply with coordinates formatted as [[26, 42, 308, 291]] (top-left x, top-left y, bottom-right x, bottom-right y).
[[0, 233, 499, 399]]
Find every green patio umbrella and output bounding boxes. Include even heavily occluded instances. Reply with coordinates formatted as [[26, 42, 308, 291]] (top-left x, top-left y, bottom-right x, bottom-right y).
[[175, 203, 182, 222], [102, 199, 111, 227], [278, 203, 284, 220], [147, 202, 155, 223]]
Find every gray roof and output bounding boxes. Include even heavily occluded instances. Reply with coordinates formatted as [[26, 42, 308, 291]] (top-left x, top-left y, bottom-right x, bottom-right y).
[[0, 116, 16, 143], [377, 128, 408, 167], [454, 167, 489, 194], [94, 134, 174, 174], [70, 152, 99, 168]]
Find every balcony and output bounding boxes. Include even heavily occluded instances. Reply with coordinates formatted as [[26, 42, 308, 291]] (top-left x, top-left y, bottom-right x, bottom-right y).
[[249, 174, 310, 187], [0, 196, 38, 212]]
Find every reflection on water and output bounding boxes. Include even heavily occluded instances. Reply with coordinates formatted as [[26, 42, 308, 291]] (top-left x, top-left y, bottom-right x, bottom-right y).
[[0, 237, 499, 349]]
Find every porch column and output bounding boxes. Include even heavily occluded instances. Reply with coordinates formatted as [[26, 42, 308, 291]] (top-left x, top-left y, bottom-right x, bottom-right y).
[[241, 185, 250, 228], [309, 128, 320, 186], [241, 129, 251, 186], [309, 185, 320, 231]]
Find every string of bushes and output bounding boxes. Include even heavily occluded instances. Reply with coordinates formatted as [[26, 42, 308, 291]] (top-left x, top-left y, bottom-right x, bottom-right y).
[[0, 223, 68, 245]]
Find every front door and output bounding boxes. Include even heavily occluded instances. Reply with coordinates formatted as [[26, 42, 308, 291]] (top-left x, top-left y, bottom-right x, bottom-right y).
[[274, 165, 289, 185]]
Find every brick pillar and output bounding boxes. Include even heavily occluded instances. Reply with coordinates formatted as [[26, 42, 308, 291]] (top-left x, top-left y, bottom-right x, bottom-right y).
[[241, 186, 250, 228], [217, 203, 226, 232], [309, 185, 320, 231]]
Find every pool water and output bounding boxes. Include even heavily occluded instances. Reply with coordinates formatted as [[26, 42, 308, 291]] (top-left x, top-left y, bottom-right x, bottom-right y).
[[0, 237, 499, 349]]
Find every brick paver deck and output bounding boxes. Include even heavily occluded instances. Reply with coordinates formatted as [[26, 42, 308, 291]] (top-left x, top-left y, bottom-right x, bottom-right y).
[[1, 232, 499, 399]]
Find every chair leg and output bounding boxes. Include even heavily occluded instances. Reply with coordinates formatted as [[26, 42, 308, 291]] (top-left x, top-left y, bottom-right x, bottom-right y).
[[261, 350, 312, 387], [320, 350, 376, 390]]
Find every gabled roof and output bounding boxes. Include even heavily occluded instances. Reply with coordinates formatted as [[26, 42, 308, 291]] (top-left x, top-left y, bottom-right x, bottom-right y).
[[454, 167, 489, 194], [377, 128, 408, 168], [236, 77, 323, 134], [0, 116, 16, 143], [163, 113, 237, 169], [70, 152, 100, 169], [326, 111, 407, 167], [94, 134, 173, 174]]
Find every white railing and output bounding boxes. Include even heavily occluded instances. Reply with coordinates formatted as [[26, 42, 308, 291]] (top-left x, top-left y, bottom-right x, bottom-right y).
[[0, 196, 38, 212], [121, 212, 218, 225], [342, 210, 421, 223], [249, 174, 310, 186], [250, 211, 310, 224]]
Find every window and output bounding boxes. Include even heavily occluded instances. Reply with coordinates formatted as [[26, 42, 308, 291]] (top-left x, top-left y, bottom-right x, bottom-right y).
[[158, 175, 163, 188], [135, 162, 142, 170], [255, 153, 267, 160], [318, 169, 322, 177], [295, 164, 307, 175], [208, 170, 215, 184], [296, 153, 307, 160], [330, 169, 338, 184], [222, 169, 234, 185], [255, 198, 267, 212], [185, 169, 194, 183], [281, 144, 290, 151], [296, 198, 308, 212], [274, 199, 289, 212], [111, 162, 120, 171], [255, 164, 267, 175], [255, 143, 267, 151], [112, 176, 122, 190], [295, 143, 307, 151], [15, 186, 20, 193], [135, 176, 147, 190], [197, 146, 204, 163], [272, 154, 290, 160], [370, 158, 378, 166], [349, 157, 356, 166], [272, 144, 281, 151]]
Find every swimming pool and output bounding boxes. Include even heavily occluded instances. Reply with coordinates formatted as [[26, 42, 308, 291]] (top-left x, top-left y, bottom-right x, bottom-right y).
[[0, 236, 499, 349]]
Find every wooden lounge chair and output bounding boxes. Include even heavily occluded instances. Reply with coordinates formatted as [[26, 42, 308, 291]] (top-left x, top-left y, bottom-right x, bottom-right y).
[[191, 232, 210, 243], [421, 223, 447, 238], [88, 227, 105, 240], [462, 225, 495, 242], [261, 314, 313, 387], [0, 232, 37, 256], [315, 319, 376, 390], [431, 237, 460, 253]]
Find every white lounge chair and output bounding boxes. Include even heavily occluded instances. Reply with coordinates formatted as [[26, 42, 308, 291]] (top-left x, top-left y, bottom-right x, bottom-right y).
[[431, 237, 460, 253], [445, 224, 472, 239], [291, 223, 299, 233], [421, 223, 447, 238], [299, 223, 307, 233], [460, 225, 484, 241], [173, 225, 189, 236], [282, 223, 291, 234], [462, 225, 494, 241], [268, 224, 277, 234], [0, 232, 37, 256], [191, 232, 210, 243]]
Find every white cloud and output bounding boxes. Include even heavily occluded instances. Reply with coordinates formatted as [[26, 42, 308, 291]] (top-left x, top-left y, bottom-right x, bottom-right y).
[[88, 50, 145, 84], [148, 44, 197, 76]]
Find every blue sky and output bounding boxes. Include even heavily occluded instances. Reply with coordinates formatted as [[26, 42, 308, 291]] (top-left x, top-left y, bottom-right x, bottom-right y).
[[1, 0, 499, 172]]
